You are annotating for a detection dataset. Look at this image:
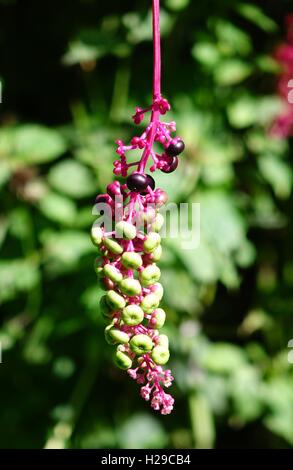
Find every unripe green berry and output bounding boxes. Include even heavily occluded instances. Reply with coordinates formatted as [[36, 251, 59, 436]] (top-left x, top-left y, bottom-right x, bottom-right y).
[[130, 334, 153, 355], [115, 350, 133, 369], [140, 293, 160, 314], [115, 221, 136, 240], [151, 245, 162, 262], [143, 232, 161, 253], [158, 334, 169, 348], [100, 296, 113, 319], [152, 308, 166, 328], [151, 345, 170, 365], [140, 264, 161, 287], [106, 290, 126, 309], [121, 252, 143, 269], [103, 264, 123, 283], [119, 278, 142, 297], [122, 304, 144, 326], [103, 237, 123, 254], [151, 213, 165, 232], [104, 324, 116, 345], [152, 282, 164, 300], [94, 257, 104, 277], [91, 225, 103, 246], [109, 327, 130, 344]]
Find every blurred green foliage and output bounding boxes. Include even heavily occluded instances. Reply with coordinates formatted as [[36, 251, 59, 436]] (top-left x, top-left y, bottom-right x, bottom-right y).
[[0, 0, 292, 449]]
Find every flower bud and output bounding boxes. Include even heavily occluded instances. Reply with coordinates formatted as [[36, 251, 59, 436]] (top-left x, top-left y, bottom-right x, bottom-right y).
[[130, 334, 153, 355], [151, 282, 164, 300], [122, 304, 144, 326], [151, 345, 170, 365], [115, 221, 136, 240], [140, 264, 161, 287], [140, 206, 156, 223], [158, 334, 169, 348], [151, 308, 166, 328], [91, 225, 103, 246], [103, 237, 123, 254], [106, 290, 126, 310], [121, 251, 143, 269], [114, 350, 133, 370], [109, 327, 130, 344], [143, 232, 161, 253], [151, 245, 162, 262], [119, 278, 142, 297], [103, 264, 123, 283], [140, 293, 160, 313], [151, 213, 165, 232]]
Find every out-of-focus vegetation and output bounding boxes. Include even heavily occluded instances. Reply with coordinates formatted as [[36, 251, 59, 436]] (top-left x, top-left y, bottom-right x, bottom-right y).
[[0, 0, 292, 449]]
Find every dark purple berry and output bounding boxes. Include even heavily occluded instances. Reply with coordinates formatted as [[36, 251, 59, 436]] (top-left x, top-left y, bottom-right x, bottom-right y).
[[166, 139, 185, 157], [161, 156, 179, 173], [140, 174, 156, 195], [126, 173, 155, 194]]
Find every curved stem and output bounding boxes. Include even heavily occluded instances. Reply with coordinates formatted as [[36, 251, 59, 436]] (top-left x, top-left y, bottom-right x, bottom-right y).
[[138, 0, 161, 173]]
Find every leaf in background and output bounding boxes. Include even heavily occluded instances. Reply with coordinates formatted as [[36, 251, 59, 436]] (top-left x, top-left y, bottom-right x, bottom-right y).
[[48, 160, 96, 199], [8, 125, 66, 164], [38, 191, 77, 226], [258, 154, 292, 199], [236, 4, 278, 32], [214, 59, 252, 85], [227, 95, 258, 128], [41, 230, 94, 275], [229, 366, 263, 422], [212, 19, 252, 56], [0, 160, 11, 189], [161, 267, 200, 312], [0, 258, 40, 303], [118, 413, 168, 449], [192, 42, 220, 67], [165, 0, 190, 12], [189, 392, 215, 449], [123, 10, 173, 44], [202, 343, 247, 374]]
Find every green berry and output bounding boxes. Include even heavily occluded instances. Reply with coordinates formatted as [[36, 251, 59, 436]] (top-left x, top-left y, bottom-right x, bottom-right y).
[[108, 328, 130, 344], [121, 252, 143, 269], [91, 225, 103, 246], [152, 308, 166, 328], [104, 324, 116, 345], [140, 293, 160, 314], [158, 334, 169, 348], [140, 207, 156, 223], [130, 334, 153, 355], [152, 282, 164, 300], [143, 232, 161, 253], [140, 264, 161, 287], [122, 304, 144, 326], [100, 296, 113, 319], [115, 221, 136, 240], [119, 278, 142, 297], [115, 350, 133, 369], [151, 245, 162, 262], [151, 345, 170, 365], [103, 264, 123, 283], [94, 257, 104, 277], [103, 237, 123, 254], [106, 290, 126, 309], [151, 213, 165, 232]]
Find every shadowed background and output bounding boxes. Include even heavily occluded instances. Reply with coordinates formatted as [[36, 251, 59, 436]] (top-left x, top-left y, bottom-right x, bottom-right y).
[[0, 0, 292, 449]]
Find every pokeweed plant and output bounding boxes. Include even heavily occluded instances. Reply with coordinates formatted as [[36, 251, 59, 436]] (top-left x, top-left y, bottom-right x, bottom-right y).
[[91, 0, 185, 415]]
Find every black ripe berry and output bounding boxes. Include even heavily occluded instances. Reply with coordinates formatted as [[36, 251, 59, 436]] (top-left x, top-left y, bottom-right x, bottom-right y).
[[126, 173, 155, 194], [161, 156, 178, 174], [166, 139, 185, 157]]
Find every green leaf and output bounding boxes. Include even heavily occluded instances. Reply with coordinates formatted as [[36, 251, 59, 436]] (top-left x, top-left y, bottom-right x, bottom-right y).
[[48, 159, 96, 199], [0, 160, 11, 188], [229, 366, 263, 422], [212, 19, 252, 56], [258, 154, 292, 199], [227, 96, 257, 128], [8, 125, 66, 164], [236, 4, 278, 32], [202, 343, 247, 374], [118, 413, 168, 449], [189, 392, 215, 449], [192, 42, 220, 67], [0, 259, 40, 303], [214, 60, 252, 85], [38, 191, 77, 225], [165, 0, 190, 11]]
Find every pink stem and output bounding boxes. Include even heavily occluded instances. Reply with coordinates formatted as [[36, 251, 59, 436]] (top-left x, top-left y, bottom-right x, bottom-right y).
[[138, 0, 161, 173]]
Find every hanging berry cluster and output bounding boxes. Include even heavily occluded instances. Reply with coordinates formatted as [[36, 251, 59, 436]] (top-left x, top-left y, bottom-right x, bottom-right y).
[[91, 0, 184, 415]]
